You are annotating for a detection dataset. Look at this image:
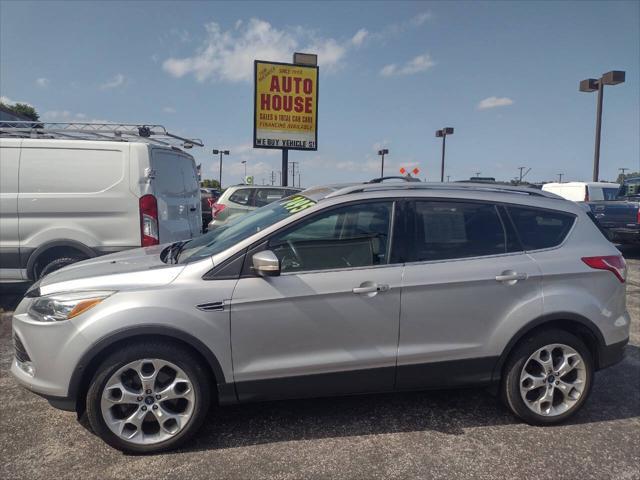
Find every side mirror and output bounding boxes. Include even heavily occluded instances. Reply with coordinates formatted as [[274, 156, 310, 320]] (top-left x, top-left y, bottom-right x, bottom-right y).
[[252, 250, 280, 276]]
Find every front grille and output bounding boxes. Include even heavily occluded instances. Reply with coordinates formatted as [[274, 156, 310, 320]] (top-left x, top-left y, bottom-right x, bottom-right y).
[[13, 334, 31, 363]]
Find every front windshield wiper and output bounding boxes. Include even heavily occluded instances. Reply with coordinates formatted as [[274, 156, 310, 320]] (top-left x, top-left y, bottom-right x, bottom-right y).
[[162, 240, 190, 264]]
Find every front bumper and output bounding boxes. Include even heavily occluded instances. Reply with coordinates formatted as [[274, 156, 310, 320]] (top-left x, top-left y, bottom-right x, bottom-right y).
[[10, 300, 88, 408]]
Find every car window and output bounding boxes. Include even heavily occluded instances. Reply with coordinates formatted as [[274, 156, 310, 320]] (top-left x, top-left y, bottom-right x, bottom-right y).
[[507, 206, 575, 250], [602, 188, 619, 201], [228, 188, 252, 206], [254, 188, 292, 207], [408, 201, 507, 262], [269, 201, 393, 273]]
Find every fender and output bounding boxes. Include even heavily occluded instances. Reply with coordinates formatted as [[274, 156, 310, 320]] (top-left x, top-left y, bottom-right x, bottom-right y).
[[67, 324, 237, 412], [24, 239, 98, 278], [492, 312, 606, 382]]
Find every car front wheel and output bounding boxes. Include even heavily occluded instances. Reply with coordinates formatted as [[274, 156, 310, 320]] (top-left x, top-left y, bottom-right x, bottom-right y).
[[86, 341, 211, 453], [502, 329, 593, 425]]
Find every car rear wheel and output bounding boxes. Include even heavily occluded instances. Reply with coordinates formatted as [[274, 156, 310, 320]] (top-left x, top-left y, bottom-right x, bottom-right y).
[[86, 341, 211, 453], [502, 329, 593, 425]]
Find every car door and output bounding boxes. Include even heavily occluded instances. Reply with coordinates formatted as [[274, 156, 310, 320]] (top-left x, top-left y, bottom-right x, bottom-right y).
[[230, 200, 403, 401], [396, 199, 543, 390], [0, 140, 22, 280]]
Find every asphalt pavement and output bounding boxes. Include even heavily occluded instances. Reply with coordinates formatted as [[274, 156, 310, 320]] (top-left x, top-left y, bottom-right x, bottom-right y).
[[1, 249, 638, 480]]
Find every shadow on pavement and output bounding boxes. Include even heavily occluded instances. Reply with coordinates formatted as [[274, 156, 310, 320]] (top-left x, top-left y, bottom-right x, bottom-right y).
[[618, 244, 640, 260], [171, 344, 640, 455]]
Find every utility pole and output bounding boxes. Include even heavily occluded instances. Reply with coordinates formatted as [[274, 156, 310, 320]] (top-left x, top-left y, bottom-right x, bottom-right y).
[[212, 149, 230, 188], [475, 171, 481, 178], [619, 167, 629, 176], [377, 149, 389, 178], [579, 71, 626, 181], [446, 175, 450, 182], [517, 166, 531, 184], [270, 171, 275, 185], [289, 161, 299, 187], [557, 173, 564, 183], [435, 127, 454, 182]]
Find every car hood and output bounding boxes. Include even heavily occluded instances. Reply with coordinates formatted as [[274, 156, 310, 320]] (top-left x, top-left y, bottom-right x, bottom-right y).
[[34, 244, 185, 296]]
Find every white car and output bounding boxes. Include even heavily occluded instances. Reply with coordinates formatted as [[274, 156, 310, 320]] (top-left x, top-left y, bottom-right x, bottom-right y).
[[0, 122, 203, 282], [542, 181, 620, 202]]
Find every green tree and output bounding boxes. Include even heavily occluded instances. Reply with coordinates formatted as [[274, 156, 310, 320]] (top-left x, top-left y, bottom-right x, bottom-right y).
[[200, 179, 221, 190], [616, 171, 639, 184], [0, 101, 40, 121]]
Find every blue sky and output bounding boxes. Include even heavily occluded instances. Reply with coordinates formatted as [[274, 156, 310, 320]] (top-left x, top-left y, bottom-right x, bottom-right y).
[[1, 0, 638, 186]]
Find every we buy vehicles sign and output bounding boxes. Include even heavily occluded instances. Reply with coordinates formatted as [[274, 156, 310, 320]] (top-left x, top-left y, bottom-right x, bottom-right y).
[[254, 60, 318, 151]]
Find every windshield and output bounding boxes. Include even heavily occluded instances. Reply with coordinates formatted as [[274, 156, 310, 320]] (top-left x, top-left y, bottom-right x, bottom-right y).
[[177, 195, 317, 263], [602, 188, 619, 200]]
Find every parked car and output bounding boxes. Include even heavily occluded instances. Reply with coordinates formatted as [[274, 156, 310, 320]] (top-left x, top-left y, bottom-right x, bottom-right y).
[[200, 188, 220, 232], [0, 123, 202, 282], [11, 182, 629, 453], [542, 181, 620, 202], [584, 177, 640, 245], [207, 185, 302, 230]]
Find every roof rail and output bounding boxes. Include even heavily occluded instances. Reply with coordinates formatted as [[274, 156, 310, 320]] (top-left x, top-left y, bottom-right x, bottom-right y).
[[366, 176, 421, 184], [325, 181, 559, 199], [0, 121, 204, 149]]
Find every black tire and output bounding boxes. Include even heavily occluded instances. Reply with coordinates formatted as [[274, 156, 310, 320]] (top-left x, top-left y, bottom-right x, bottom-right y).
[[38, 256, 84, 279], [86, 341, 211, 454], [502, 328, 593, 425]]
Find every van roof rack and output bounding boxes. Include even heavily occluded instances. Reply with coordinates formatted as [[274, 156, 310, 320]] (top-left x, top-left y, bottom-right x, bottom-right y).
[[0, 121, 204, 149]]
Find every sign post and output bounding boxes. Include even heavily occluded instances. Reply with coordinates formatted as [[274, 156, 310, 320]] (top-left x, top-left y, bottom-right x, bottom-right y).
[[254, 55, 319, 186]]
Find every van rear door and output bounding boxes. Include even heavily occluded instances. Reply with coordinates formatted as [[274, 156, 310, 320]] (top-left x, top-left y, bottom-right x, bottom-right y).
[[151, 148, 201, 242]]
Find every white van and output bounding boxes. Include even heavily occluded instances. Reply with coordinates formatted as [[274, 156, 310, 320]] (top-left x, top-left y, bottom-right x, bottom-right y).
[[541, 182, 620, 202], [0, 123, 202, 282]]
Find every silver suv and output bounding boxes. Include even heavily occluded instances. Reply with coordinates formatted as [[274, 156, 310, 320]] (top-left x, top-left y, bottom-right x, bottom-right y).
[[11, 182, 630, 453], [207, 185, 302, 231]]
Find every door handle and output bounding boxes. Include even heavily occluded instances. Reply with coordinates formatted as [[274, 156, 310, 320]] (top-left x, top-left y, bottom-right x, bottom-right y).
[[352, 283, 389, 294], [495, 271, 528, 283], [190, 207, 197, 212]]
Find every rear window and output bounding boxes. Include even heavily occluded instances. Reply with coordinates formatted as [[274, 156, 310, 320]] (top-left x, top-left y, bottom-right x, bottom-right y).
[[254, 188, 292, 207], [507, 206, 575, 250], [228, 189, 252, 205]]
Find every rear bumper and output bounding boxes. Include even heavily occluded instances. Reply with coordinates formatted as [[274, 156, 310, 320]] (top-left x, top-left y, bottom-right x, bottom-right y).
[[607, 227, 640, 244], [597, 338, 628, 370]]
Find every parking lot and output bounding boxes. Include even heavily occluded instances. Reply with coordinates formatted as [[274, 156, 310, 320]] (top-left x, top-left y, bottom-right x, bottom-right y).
[[0, 248, 638, 480]]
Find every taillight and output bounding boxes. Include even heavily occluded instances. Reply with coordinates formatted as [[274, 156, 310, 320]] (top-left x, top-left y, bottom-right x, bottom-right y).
[[582, 255, 626, 283], [584, 186, 589, 202], [211, 203, 226, 219], [637, 208, 640, 224], [139, 194, 159, 246]]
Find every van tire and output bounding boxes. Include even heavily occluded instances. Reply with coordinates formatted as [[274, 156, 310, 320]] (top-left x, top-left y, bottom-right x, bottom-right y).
[[85, 341, 211, 454], [38, 256, 85, 279]]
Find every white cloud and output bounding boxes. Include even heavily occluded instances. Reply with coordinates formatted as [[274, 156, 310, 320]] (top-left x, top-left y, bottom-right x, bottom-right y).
[[163, 18, 357, 83], [100, 73, 126, 89], [42, 110, 111, 123], [380, 53, 435, 77], [36, 77, 50, 88], [410, 12, 432, 27], [163, 106, 176, 113], [477, 96, 514, 110], [0, 95, 33, 107], [351, 28, 368, 47]]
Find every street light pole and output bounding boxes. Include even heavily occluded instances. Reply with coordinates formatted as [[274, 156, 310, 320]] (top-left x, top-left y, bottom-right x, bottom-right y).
[[435, 127, 454, 182], [579, 71, 625, 181], [212, 149, 230, 189], [241, 160, 247, 181], [377, 149, 389, 177]]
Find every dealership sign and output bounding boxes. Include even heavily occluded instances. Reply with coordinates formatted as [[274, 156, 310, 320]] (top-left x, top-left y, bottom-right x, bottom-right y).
[[254, 60, 319, 151]]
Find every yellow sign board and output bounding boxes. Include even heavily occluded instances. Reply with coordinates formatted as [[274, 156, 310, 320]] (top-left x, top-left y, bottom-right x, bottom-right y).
[[254, 60, 318, 151]]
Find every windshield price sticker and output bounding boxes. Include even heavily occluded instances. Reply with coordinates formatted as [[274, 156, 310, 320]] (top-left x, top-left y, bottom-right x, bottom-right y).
[[282, 196, 315, 213]]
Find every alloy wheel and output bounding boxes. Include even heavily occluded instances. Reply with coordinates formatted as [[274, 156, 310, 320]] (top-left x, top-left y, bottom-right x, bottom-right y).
[[100, 358, 195, 445], [519, 343, 587, 417]]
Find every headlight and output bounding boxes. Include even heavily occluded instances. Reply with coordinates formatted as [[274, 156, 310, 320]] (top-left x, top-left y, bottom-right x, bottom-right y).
[[28, 291, 114, 322]]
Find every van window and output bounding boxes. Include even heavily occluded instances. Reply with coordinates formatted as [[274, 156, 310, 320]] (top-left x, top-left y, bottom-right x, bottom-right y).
[[407, 201, 507, 262], [269, 201, 393, 273], [507, 206, 575, 250], [19, 147, 124, 193]]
